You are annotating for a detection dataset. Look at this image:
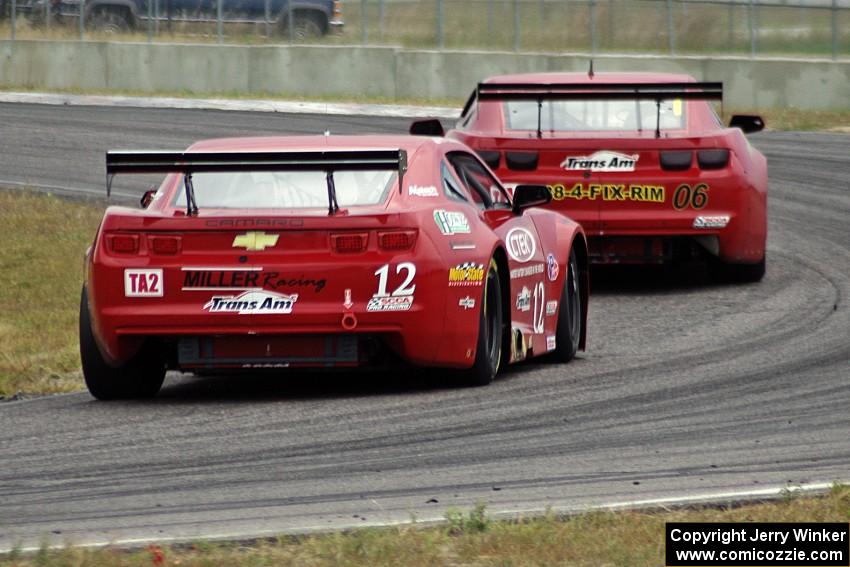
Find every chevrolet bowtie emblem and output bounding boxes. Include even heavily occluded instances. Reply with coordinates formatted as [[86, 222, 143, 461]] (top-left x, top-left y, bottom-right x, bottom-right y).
[[232, 232, 279, 251]]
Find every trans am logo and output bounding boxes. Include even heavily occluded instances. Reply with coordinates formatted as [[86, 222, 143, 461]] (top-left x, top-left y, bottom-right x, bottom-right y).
[[561, 151, 639, 172], [204, 290, 298, 314]]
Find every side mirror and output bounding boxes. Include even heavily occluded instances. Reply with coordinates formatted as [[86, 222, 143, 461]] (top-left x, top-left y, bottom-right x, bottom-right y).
[[409, 118, 445, 137], [140, 189, 156, 208], [512, 184, 551, 214], [729, 114, 765, 134]]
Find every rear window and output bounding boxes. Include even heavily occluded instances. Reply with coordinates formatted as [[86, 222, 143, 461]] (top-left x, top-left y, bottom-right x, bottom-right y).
[[504, 99, 686, 132], [173, 170, 396, 209]]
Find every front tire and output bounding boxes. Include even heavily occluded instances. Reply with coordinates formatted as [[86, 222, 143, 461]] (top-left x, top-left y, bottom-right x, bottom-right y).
[[549, 248, 581, 363], [464, 259, 503, 386], [282, 12, 324, 39], [79, 287, 165, 400]]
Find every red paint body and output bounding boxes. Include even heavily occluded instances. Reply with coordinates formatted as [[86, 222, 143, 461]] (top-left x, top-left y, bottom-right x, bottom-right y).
[[85, 136, 588, 371], [447, 72, 768, 266]]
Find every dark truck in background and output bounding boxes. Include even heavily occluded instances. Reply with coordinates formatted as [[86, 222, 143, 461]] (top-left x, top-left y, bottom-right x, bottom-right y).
[[13, 0, 342, 38]]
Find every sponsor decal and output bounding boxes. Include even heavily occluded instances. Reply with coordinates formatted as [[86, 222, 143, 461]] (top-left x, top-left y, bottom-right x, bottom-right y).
[[232, 231, 279, 251], [125, 269, 163, 297], [547, 336, 557, 351], [204, 290, 297, 314], [458, 296, 476, 310], [343, 288, 353, 310], [409, 185, 439, 197], [673, 183, 710, 210], [206, 218, 304, 229], [433, 210, 471, 235], [561, 150, 639, 172], [510, 264, 544, 279], [546, 299, 558, 316], [506, 227, 537, 262], [693, 215, 730, 229], [449, 262, 485, 287], [516, 286, 531, 312], [367, 295, 414, 312], [182, 269, 325, 293], [549, 183, 665, 203], [546, 254, 560, 282]]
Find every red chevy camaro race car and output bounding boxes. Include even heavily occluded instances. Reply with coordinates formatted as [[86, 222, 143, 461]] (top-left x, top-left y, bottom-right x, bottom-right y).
[[414, 72, 767, 282], [80, 135, 589, 399]]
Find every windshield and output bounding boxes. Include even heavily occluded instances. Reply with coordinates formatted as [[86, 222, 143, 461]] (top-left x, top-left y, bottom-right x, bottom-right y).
[[173, 170, 397, 209], [504, 99, 686, 132]]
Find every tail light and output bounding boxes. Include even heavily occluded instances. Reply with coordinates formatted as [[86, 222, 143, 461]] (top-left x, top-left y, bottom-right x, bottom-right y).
[[476, 150, 500, 170], [660, 151, 692, 171], [149, 235, 182, 255], [697, 149, 730, 170], [505, 151, 538, 171], [106, 233, 139, 254], [378, 230, 417, 251], [333, 0, 343, 20], [331, 232, 368, 253]]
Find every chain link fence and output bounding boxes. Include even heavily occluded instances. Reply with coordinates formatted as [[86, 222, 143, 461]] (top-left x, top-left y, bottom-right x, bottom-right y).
[[1, 0, 847, 59]]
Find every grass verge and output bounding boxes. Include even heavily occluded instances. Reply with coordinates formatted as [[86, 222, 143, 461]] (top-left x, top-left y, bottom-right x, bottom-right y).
[[0, 190, 104, 396], [2, 485, 849, 566]]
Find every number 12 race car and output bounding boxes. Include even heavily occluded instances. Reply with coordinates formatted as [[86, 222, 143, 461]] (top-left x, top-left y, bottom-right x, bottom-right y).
[[415, 72, 768, 282], [80, 135, 589, 399]]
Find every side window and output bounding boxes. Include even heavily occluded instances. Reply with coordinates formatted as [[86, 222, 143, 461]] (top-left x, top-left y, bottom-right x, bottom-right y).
[[441, 162, 470, 203], [448, 152, 512, 210]]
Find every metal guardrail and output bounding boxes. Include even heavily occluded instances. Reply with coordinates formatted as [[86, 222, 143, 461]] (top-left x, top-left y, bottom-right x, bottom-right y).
[[1, 0, 847, 60]]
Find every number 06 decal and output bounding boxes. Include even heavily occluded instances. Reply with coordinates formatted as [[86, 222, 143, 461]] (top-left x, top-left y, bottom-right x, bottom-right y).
[[673, 183, 709, 210]]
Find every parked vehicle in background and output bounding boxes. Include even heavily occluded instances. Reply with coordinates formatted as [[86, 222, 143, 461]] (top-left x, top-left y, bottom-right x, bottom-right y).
[[17, 0, 342, 37], [415, 72, 768, 283]]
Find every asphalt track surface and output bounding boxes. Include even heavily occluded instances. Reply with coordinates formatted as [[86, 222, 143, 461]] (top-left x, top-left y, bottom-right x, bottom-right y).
[[0, 104, 848, 549]]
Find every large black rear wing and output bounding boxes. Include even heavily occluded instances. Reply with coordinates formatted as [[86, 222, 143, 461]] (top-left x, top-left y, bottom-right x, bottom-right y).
[[463, 81, 723, 138], [105, 149, 408, 216]]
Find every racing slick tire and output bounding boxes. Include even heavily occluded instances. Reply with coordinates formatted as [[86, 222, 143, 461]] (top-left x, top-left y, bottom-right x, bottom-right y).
[[464, 259, 503, 387], [79, 287, 166, 400], [712, 255, 766, 284], [548, 247, 582, 363]]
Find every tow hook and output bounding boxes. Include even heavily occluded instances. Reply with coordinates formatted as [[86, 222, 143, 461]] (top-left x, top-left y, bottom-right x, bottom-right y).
[[341, 288, 358, 330]]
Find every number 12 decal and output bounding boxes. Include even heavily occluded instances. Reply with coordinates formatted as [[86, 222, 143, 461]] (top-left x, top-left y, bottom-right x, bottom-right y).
[[374, 263, 417, 297], [532, 281, 545, 333]]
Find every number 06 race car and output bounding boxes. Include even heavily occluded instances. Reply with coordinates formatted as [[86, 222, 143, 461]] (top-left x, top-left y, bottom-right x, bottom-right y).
[[80, 136, 589, 399], [415, 72, 768, 282]]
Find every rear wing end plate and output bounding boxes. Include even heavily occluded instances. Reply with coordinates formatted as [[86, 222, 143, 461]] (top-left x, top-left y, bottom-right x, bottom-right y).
[[105, 149, 409, 216]]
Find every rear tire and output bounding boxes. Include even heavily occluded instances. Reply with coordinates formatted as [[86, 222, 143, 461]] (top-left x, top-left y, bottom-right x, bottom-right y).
[[282, 11, 324, 39], [712, 255, 766, 284], [548, 248, 581, 363], [464, 259, 503, 387], [87, 7, 131, 33], [79, 287, 165, 400]]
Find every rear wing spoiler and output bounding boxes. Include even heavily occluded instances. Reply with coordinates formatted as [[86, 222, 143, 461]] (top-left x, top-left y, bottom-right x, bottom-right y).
[[463, 81, 723, 138], [105, 149, 408, 216]]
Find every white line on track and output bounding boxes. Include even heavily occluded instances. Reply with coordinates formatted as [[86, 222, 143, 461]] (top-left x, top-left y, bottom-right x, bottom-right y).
[[0, 92, 460, 119], [2, 480, 844, 555]]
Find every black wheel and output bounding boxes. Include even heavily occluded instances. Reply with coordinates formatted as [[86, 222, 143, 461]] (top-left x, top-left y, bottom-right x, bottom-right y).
[[79, 287, 165, 400], [464, 259, 503, 386], [711, 255, 766, 284], [282, 11, 324, 39], [87, 7, 130, 34], [549, 248, 581, 363]]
